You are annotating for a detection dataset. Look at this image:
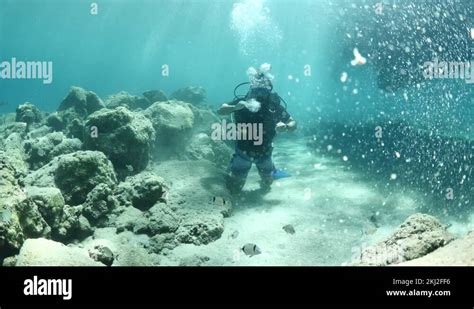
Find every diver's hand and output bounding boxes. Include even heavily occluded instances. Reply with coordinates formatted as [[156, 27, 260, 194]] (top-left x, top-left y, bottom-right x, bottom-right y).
[[217, 101, 246, 115], [275, 122, 288, 132], [235, 101, 246, 111]]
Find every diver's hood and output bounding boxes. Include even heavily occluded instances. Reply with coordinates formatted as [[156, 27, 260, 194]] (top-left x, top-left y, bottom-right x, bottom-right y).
[[233, 63, 287, 109], [247, 63, 274, 91]]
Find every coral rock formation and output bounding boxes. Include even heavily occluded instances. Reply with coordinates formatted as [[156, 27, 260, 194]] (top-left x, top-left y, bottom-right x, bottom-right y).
[[24, 150, 117, 205], [84, 107, 155, 177], [353, 213, 454, 266], [170, 86, 207, 105]]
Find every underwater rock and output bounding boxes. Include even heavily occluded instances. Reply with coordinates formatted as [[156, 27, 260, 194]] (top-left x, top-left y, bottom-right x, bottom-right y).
[[399, 230, 474, 266], [114, 206, 149, 234], [57, 205, 81, 238], [143, 90, 167, 104], [188, 104, 220, 134], [178, 254, 210, 266], [113, 201, 178, 237], [88, 244, 114, 266], [56, 86, 105, 139], [15, 238, 103, 266], [353, 213, 454, 266], [144, 100, 194, 133], [185, 133, 233, 170], [155, 160, 232, 210], [46, 112, 65, 131], [65, 118, 85, 140], [146, 202, 179, 234], [115, 172, 167, 211], [114, 245, 159, 266], [0, 122, 28, 143], [15, 103, 42, 127], [153, 160, 230, 244], [84, 107, 155, 178], [17, 198, 51, 238], [0, 204, 24, 257], [58, 86, 105, 118], [143, 100, 194, 157], [55, 205, 87, 240], [1, 132, 29, 178], [79, 228, 158, 266], [77, 215, 93, 238], [0, 153, 31, 256], [2, 255, 17, 266], [0, 150, 26, 190], [24, 151, 117, 205], [148, 233, 178, 254], [170, 86, 207, 105], [105, 91, 151, 110], [388, 214, 455, 260], [23, 131, 82, 170], [80, 227, 157, 263], [176, 211, 224, 245], [25, 125, 52, 140], [82, 183, 118, 226]]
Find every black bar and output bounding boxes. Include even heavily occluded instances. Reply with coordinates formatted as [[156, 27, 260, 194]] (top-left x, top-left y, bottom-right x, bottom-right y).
[[0, 267, 473, 307]]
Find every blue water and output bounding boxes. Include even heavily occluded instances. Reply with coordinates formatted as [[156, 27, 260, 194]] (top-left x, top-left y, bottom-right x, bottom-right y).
[[0, 0, 473, 267], [0, 0, 472, 136]]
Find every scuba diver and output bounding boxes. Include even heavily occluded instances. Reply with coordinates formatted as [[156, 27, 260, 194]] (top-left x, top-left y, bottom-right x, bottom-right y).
[[218, 64, 297, 194]]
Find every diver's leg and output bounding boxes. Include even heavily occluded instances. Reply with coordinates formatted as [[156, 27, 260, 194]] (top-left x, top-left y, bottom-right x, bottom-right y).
[[256, 155, 274, 191], [227, 152, 252, 194]]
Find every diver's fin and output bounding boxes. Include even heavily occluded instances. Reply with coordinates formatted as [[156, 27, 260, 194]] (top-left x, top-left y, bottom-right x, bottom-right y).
[[272, 169, 291, 179]]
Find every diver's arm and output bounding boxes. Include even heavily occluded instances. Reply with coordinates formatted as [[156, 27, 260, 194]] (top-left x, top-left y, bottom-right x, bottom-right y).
[[217, 101, 246, 116]]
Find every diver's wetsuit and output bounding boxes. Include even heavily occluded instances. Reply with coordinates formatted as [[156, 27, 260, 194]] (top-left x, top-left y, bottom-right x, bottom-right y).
[[227, 92, 291, 191]]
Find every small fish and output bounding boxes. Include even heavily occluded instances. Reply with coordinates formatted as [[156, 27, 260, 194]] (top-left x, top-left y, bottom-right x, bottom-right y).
[[0, 101, 9, 107], [369, 214, 380, 228], [126, 165, 134, 172], [242, 243, 261, 257], [229, 230, 239, 239], [282, 224, 296, 235], [0, 209, 12, 222], [212, 196, 227, 207], [365, 226, 378, 235]]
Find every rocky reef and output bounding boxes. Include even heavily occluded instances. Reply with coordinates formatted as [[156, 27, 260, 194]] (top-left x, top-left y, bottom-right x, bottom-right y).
[[84, 106, 155, 178], [352, 213, 456, 266], [170, 86, 207, 106], [0, 85, 233, 266]]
